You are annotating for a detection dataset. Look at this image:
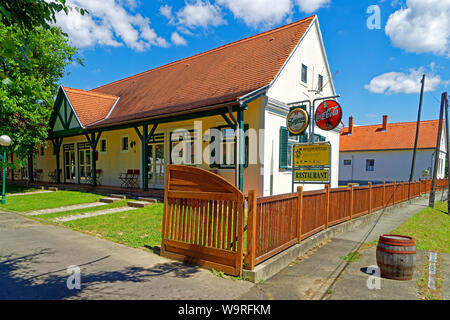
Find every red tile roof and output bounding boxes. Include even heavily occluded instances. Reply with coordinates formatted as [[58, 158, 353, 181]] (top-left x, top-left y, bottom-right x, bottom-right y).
[[340, 120, 443, 152], [84, 15, 315, 128], [63, 87, 118, 127]]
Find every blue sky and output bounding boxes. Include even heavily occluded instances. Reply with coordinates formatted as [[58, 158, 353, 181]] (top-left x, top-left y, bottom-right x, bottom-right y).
[[58, 0, 450, 127]]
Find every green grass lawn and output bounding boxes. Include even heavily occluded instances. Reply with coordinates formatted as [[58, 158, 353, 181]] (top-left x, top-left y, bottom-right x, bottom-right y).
[[0, 190, 101, 212], [62, 203, 164, 251], [390, 201, 450, 253]]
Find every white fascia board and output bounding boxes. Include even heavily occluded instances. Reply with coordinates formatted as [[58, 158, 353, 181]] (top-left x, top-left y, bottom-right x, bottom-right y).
[[61, 86, 85, 129]]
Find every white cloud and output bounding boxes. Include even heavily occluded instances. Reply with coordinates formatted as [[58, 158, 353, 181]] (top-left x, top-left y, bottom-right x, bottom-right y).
[[216, 0, 292, 28], [171, 32, 188, 46], [385, 0, 450, 56], [364, 65, 442, 94], [160, 4, 174, 22], [54, 0, 169, 51], [176, 0, 226, 29], [295, 0, 331, 13]]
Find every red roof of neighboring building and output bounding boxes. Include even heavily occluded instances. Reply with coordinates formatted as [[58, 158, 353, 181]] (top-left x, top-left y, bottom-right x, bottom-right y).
[[340, 119, 443, 152], [79, 15, 315, 128], [63, 87, 118, 127]]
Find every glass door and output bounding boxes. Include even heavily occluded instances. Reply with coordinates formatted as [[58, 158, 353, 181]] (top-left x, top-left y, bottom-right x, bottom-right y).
[[147, 133, 165, 189], [63, 144, 76, 182], [78, 142, 91, 183]]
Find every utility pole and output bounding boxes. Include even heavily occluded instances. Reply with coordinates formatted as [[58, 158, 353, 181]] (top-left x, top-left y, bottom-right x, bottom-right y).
[[429, 92, 446, 208], [445, 93, 450, 214], [409, 74, 425, 181]]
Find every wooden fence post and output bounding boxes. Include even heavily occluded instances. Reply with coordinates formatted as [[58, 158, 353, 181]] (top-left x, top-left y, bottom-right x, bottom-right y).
[[297, 186, 303, 243], [393, 181, 397, 205], [368, 182, 372, 214], [246, 190, 257, 271], [419, 179, 421, 195], [382, 181, 386, 208], [325, 184, 330, 228], [350, 184, 354, 220]]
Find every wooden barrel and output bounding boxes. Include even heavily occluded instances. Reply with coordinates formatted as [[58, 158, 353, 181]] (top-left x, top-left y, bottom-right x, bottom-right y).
[[376, 234, 416, 280]]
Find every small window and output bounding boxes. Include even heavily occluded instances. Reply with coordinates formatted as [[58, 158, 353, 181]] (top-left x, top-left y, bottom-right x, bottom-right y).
[[344, 160, 351, 166], [318, 74, 323, 91], [100, 139, 107, 153], [366, 159, 375, 172], [121, 136, 129, 152], [301, 64, 308, 83]]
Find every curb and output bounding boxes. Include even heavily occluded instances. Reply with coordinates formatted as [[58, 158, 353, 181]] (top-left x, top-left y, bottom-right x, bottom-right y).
[[242, 194, 434, 283]]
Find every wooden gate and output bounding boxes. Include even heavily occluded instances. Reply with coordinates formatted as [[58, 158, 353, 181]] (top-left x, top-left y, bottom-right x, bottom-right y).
[[161, 165, 245, 276]]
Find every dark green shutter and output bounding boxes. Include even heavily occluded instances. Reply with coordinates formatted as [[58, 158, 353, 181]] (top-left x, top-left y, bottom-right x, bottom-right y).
[[280, 127, 289, 169], [299, 133, 308, 143]]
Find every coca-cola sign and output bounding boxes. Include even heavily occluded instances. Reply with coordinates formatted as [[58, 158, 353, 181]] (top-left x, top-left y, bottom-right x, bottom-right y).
[[287, 108, 309, 135], [315, 100, 342, 131]]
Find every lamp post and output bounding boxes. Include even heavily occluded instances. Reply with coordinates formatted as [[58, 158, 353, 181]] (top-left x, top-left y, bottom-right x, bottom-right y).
[[0, 135, 12, 205]]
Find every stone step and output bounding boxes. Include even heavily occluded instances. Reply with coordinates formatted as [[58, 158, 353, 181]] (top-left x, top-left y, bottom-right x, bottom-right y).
[[109, 194, 127, 200], [127, 201, 154, 208], [48, 187, 58, 191], [137, 197, 158, 203], [100, 197, 122, 204], [26, 202, 106, 216]]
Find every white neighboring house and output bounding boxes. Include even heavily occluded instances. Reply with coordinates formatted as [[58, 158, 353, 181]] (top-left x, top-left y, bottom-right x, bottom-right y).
[[339, 115, 447, 185]]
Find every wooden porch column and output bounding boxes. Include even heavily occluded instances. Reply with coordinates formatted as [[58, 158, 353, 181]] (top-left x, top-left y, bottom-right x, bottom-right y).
[[51, 138, 63, 184], [85, 132, 102, 187], [135, 124, 158, 191]]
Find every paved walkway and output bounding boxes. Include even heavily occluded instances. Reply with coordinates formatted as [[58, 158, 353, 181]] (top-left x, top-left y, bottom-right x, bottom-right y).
[[25, 202, 106, 216], [0, 210, 253, 300], [54, 207, 136, 222], [6, 191, 54, 197], [239, 195, 449, 300]]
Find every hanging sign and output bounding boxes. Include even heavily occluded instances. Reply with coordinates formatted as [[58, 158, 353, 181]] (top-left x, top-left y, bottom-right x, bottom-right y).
[[287, 108, 309, 135], [294, 143, 330, 167], [315, 100, 342, 131]]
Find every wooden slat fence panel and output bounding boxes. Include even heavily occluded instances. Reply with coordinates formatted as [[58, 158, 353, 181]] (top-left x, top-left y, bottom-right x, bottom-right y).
[[253, 193, 299, 265], [301, 190, 327, 239], [328, 188, 351, 226], [161, 165, 244, 276], [372, 184, 384, 212], [352, 186, 370, 217]]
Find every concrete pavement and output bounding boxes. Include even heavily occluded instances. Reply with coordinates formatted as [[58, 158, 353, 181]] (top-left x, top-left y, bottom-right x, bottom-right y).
[[239, 194, 449, 300], [0, 211, 253, 300]]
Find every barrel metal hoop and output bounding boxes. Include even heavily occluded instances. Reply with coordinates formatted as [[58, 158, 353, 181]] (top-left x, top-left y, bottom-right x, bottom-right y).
[[376, 247, 416, 255], [379, 241, 415, 247]]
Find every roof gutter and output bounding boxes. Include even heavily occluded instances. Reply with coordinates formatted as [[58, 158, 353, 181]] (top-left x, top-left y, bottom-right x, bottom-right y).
[[237, 85, 270, 108]]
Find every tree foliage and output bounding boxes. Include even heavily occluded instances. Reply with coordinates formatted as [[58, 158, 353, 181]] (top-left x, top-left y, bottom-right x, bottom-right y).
[[0, 16, 81, 162]]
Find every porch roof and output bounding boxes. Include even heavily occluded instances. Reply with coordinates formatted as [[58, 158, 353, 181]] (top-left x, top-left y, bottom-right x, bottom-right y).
[[57, 15, 315, 131]]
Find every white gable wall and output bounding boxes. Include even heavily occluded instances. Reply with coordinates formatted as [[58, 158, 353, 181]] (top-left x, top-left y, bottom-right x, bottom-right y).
[[261, 17, 340, 196]]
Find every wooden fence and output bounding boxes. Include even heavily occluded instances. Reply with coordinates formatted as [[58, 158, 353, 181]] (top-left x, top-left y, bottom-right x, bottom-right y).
[[245, 179, 448, 270], [161, 165, 245, 276]]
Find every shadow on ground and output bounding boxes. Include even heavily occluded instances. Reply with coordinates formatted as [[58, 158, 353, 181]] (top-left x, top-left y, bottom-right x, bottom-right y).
[[0, 248, 199, 299]]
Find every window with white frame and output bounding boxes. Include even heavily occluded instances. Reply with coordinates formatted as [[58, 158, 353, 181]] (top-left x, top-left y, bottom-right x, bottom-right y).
[[120, 135, 129, 153], [99, 139, 107, 153], [366, 159, 375, 172], [301, 64, 308, 83]]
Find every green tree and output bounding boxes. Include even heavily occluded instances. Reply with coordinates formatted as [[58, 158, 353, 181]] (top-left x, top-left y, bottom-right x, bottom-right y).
[[0, 23, 80, 163]]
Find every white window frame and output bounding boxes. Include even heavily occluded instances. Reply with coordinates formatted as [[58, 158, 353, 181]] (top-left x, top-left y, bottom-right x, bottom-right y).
[[120, 134, 130, 153], [99, 138, 107, 154], [301, 64, 308, 84]]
